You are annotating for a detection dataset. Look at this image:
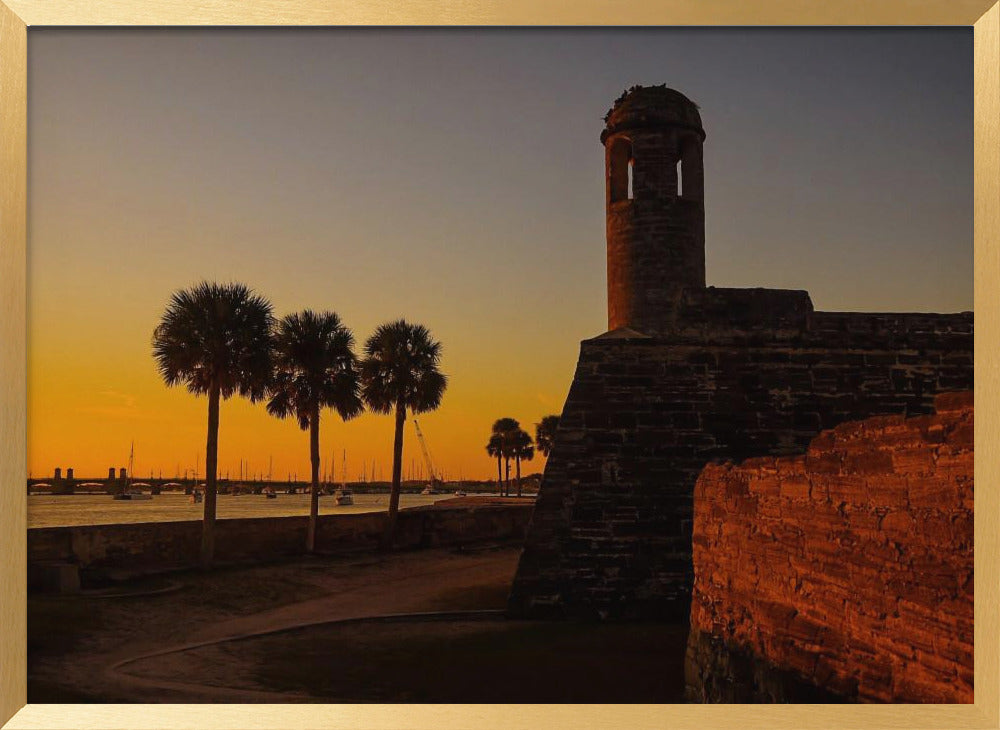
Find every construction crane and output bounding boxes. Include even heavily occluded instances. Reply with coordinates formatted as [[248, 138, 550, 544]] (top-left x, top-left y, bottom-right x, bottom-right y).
[[413, 419, 444, 492]]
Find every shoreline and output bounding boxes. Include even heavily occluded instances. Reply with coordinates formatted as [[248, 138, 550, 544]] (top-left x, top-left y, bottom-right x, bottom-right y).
[[28, 499, 536, 589], [26, 491, 536, 530]]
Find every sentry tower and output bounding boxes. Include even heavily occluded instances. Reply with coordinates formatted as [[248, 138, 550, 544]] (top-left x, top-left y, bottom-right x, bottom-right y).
[[602, 85, 706, 333]]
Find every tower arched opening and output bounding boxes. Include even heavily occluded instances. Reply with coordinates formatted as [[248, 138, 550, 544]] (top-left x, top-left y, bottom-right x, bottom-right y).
[[608, 137, 633, 203]]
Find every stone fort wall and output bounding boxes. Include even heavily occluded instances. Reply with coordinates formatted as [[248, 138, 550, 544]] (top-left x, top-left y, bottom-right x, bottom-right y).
[[507, 86, 973, 623], [685, 392, 973, 703], [507, 290, 972, 620]]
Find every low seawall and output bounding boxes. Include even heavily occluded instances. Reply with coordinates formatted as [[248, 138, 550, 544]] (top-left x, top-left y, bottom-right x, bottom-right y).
[[686, 392, 973, 703], [28, 502, 534, 585]]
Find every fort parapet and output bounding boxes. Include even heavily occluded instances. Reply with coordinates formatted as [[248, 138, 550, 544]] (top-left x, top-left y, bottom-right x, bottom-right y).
[[506, 86, 973, 621]]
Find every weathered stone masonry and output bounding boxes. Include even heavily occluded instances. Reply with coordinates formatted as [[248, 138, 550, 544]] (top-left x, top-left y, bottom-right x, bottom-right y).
[[506, 85, 973, 620], [28, 503, 533, 588], [685, 393, 973, 703]]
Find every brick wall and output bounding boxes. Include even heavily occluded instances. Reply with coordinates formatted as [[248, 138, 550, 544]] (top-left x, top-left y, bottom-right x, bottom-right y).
[[686, 392, 973, 703], [507, 300, 972, 620]]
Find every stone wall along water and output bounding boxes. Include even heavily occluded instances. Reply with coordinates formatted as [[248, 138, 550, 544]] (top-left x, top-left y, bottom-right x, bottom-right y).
[[28, 503, 534, 587]]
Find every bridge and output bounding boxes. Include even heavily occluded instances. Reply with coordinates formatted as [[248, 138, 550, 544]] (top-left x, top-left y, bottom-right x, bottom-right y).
[[28, 467, 312, 496]]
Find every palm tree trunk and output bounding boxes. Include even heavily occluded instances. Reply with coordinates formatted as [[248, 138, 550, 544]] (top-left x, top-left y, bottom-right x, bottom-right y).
[[307, 403, 321, 553], [516, 455, 522, 498], [504, 457, 510, 497], [496, 455, 502, 496], [201, 380, 220, 569], [383, 398, 406, 549]]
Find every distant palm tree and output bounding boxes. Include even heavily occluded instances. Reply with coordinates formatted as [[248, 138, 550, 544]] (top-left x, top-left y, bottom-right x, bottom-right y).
[[486, 433, 505, 496], [535, 414, 560, 458], [267, 310, 363, 553], [509, 427, 534, 498], [361, 320, 447, 548], [490, 418, 520, 497], [152, 282, 274, 568]]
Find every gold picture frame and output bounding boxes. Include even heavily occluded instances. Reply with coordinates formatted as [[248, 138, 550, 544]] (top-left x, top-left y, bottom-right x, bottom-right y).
[[2, 2, 997, 727]]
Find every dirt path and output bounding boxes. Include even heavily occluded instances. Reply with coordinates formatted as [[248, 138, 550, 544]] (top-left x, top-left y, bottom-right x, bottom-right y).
[[28, 545, 522, 702], [183, 552, 512, 643]]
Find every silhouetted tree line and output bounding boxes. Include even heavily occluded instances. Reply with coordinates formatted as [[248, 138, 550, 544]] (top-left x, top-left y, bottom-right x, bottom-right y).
[[485, 414, 560, 498], [152, 281, 446, 568]]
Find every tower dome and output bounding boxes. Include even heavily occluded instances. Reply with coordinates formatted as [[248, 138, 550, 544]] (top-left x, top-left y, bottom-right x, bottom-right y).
[[601, 85, 705, 144]]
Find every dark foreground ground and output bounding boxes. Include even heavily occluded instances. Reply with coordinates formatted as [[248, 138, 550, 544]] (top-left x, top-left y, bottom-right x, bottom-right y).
[[29, 543, 688, 703], [123, 618, 688, 703]]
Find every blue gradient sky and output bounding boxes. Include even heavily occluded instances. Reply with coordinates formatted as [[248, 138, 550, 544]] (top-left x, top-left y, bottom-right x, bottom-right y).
[[27, 28, 972, 479]]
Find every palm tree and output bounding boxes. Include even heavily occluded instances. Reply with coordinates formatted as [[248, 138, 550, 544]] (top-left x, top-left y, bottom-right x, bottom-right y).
[[490, 418, 519, 497], [360, 320, 447, 548], [266, 310, 363, 553], [509, 427, 534, 498], [152, 282, 274, 568], [486, 434, 504, 496], [535, 414, 560, 458]]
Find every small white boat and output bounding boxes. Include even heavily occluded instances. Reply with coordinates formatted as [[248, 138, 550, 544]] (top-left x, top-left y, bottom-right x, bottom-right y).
[[334, 488, 354, 506]]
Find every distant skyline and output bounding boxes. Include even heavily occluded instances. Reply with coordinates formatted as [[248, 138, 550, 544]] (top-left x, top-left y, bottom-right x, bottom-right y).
[[27, 28, 972, 480]]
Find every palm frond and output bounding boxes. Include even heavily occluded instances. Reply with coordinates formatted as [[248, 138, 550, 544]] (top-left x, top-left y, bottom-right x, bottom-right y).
[[266, 309, 362, 431], [486, 433, 504, 457], [535, 414, 560, 457], [360, 319, 447, 416], [152, 281, 274, 399], [510, 427, 535, 461]]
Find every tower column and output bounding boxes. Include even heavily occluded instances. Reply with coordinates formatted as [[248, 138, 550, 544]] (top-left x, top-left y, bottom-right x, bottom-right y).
[[601, 86, 707, 334]]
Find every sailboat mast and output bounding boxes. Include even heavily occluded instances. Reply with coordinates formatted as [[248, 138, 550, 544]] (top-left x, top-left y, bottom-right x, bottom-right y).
[[127, 441, 134, 489]]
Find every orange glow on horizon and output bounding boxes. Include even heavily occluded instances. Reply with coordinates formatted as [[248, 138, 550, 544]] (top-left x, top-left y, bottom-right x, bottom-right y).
[[27, 291, 578, 482]]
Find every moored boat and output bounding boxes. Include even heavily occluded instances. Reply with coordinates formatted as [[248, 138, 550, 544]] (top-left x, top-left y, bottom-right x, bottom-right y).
[[335, 448, 353, 504], [112, 441, 152, 500]]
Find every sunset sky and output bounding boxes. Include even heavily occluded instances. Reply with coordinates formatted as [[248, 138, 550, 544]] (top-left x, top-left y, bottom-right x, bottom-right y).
[[27, 28, 972, 481]]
